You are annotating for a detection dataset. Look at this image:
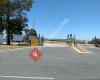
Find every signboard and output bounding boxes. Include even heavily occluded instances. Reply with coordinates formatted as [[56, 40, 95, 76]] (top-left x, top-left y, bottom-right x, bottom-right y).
[[13, 34, 22, 42], [29, 48, 42, 62], [31, 39, 39, 46], [29, 36, 36, 40], [0, 34, 3, 43]]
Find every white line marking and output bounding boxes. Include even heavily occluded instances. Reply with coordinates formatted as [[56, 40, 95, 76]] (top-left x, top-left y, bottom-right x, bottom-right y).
[[0, 75, 55, 79]]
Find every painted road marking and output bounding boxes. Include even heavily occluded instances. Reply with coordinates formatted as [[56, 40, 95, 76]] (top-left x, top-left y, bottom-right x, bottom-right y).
[[72, 46, 91, 54], [0, 75, 55, 79], [43, 46, 68, 47], [29, 48, 42, 62], [32, 52, 39, 57]]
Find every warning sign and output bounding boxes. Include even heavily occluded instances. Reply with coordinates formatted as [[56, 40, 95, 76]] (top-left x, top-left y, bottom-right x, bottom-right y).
[[29, 48, 42, 62]]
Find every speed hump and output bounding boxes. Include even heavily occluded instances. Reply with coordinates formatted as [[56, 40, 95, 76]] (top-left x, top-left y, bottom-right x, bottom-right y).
[[29, 48, 42, 62]]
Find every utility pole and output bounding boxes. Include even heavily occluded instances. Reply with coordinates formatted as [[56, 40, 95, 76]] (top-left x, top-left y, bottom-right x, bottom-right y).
[[6, 0, 11, 45], [33, 20, 35, 29], [67, 34, 69, 45], [94, 36, 97, 47], [74, 34, 76, 46], [38, 34, 41, 45], [41, 35, 44, 45]]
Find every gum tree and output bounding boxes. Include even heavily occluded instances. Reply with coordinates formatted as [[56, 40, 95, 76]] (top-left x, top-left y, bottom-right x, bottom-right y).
[[0, 0, 33, 45]]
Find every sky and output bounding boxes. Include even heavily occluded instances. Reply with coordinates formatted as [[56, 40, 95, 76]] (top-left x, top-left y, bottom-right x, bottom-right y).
[[27, 0, 100, 40]]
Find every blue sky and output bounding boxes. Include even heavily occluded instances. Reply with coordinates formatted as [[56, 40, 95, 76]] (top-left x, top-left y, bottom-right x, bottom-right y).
[[27, 0, 100, 40]]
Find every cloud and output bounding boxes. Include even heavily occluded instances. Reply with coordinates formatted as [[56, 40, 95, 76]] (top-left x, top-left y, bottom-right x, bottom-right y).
[[46, 17, 70, 38]]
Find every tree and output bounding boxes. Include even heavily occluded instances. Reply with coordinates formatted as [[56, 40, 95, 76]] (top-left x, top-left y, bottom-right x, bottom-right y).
[[28, 29, 37, 37], [0, 0, 33, 45], [24, 28, 37, 41], [10, 16, 28, 34], [0, 0, 7, 32]]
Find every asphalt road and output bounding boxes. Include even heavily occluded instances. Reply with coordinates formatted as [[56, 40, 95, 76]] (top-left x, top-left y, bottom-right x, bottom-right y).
[[0, 46, 100, 80]]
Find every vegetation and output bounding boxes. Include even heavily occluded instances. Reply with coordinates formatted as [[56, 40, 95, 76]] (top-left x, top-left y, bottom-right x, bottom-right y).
[[24, 28, 37, 41], [0, 0, 33, 45], [88, 36, 100, 47]]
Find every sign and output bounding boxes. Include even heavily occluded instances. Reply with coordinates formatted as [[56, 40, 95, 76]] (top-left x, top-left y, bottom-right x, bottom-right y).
[[13, 34, 23, 42], [0, 34, 3, 43], [29, 48, 42, 62], [31, 39, 39, 46], [29, 36, 36, 40]]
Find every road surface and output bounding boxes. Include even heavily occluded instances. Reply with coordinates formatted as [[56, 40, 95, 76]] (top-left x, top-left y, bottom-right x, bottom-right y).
[[0, 45, 100, 80]]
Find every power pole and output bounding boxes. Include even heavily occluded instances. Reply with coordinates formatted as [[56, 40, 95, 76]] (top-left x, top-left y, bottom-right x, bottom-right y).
[[33, 20, 35, 29], [74, 34, 76, 46], [6, 0, 11, 45], [94, 36, 97, 47]]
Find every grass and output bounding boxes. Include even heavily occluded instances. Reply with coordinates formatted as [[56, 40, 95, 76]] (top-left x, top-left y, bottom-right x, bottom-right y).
[[0, 44, 31, 50]]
